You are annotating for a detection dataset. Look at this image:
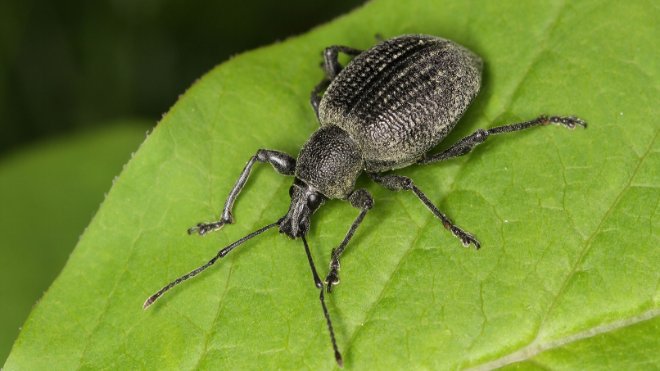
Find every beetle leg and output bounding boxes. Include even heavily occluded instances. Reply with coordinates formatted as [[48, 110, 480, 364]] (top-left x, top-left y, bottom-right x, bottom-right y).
[[322, 45, 363, 80], [325, 188, 373, 292], [188, 149, 296, 236], [310, 80, 330, 120], [310, 45, 363, 120], [419, 115, 587, 164], [369, 173, 481, 249]]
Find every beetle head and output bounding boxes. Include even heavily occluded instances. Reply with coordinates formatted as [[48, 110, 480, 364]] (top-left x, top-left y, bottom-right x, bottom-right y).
[[279, 178, 326, 238]]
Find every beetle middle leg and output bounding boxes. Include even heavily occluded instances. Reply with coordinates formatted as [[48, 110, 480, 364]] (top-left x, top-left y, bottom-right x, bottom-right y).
[[419, 115, 587, 164], [368, 173, 480, 249], [310, 45, 363, 119], [325, 188, 373, 292], [188, 149, 296, 235]]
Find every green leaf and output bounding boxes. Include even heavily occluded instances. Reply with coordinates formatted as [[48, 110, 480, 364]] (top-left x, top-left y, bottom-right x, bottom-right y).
[[5, 0, 658, 369], [0, 123, 148, 364]]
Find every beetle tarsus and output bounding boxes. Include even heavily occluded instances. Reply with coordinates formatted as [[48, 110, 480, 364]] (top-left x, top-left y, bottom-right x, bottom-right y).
[[187, 221, 227, 235], [325, 248, 341, 292], [325, 267, 340, 293], [547, 115, 588, 129], [451, 226, 481, 249]]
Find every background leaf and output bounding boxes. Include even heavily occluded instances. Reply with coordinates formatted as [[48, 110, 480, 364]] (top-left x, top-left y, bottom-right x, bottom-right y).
[[0, 123, 147, 363], [5, 0, 658, 369]]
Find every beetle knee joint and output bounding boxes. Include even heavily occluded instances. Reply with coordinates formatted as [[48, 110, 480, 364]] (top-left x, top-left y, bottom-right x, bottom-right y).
[[475, 129, 489, 141], [400, 177, 414, 190], [362, 196, 374, 210], [349, 189, 373, 210], [324, 47, 337, 59], [255, 149, 269, 162]]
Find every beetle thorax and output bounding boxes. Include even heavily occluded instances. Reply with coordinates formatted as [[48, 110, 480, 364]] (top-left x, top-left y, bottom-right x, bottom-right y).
[[295, 125, 364, 199]]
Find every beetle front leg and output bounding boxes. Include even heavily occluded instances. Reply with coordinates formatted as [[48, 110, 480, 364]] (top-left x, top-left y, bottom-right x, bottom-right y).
[[325, 188, 373, 292], [369, 173, 481, 249], [310, 45, 363, 119], [188, 149, 296, 235]]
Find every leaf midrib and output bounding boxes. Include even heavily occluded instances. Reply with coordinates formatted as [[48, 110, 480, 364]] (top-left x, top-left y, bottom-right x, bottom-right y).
[[467, 307, 660, 371]]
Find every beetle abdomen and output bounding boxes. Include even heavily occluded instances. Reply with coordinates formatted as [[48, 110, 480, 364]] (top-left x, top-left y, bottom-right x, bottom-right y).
[[318, 35, 482, 172]]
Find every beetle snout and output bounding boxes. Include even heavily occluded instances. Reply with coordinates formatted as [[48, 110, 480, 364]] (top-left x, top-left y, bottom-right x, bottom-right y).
[[279, 199, 313, 238], [279, 179, 326, 238], [278, 213, 309, 238]]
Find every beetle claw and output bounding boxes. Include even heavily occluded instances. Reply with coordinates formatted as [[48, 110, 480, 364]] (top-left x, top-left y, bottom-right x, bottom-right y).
[[463, 235, 481, 250]]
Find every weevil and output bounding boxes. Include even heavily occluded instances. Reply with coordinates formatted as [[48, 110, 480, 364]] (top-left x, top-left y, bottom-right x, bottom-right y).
[[144, 34, 586, 366]]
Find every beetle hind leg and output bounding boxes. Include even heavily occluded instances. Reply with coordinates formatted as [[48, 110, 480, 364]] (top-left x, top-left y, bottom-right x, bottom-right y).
[[419, 115, 587, 164], [310, 45, 363, 120]]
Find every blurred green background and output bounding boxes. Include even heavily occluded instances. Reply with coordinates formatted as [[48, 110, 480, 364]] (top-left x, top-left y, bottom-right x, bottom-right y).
[[0, 0, 365, 363]]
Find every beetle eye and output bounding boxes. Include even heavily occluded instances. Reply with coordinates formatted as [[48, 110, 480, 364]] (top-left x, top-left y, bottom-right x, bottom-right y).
[[288, 186, 295, 197], [307, 193, 323, 210]]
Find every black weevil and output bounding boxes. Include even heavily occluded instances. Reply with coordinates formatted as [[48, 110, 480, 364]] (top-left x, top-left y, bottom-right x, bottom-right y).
[[144, 34, 586, 366]]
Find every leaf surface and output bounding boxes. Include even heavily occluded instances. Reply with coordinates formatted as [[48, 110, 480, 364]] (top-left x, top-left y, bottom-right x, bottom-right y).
[[5, 0, 658, 369]]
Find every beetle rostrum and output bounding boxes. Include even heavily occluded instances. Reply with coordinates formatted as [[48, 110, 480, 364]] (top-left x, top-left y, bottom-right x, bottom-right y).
[[144, 34, 587, 367]]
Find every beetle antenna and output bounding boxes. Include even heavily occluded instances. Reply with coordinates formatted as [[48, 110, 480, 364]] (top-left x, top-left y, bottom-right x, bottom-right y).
[[143, 221, 280, 309], [301, 235, 344, 367]]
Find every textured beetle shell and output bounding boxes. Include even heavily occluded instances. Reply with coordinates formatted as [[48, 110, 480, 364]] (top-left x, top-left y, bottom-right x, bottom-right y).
[[295, 125, 364, 199], [318, 34, 482, 172]]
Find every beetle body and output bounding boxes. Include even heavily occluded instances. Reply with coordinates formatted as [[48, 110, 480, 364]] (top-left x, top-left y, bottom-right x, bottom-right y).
[[296, 35, 482, 200], [319, 35, 482, 173], [145, 34, 586, 367]]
